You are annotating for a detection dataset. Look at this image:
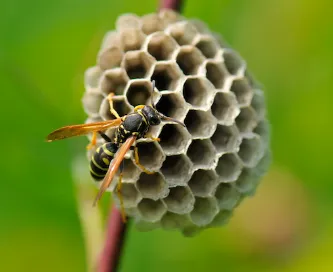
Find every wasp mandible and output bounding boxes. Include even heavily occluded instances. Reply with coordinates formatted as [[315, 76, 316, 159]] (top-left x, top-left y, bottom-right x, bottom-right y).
[[46, 80, 185, 221]]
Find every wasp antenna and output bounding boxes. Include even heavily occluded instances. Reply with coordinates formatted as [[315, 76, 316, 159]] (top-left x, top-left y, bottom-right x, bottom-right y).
[[151, 80, 157, 109], [160, 115, 186, 127]]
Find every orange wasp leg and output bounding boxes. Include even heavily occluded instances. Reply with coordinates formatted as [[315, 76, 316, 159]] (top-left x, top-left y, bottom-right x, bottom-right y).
[[107, 93, 121, 119], [134, 105, 145, 111], [145, 133, 160, 142], [117, 166, 127, 222], [86, 131, 97, 150], [134, 146, 154, 175]]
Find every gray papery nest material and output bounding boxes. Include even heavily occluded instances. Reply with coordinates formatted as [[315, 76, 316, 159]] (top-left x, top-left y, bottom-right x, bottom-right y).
[[83, 10, 270, 236]]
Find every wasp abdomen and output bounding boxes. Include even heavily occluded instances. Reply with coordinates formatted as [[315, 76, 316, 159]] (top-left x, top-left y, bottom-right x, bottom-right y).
[[90, 142, 118, 181]]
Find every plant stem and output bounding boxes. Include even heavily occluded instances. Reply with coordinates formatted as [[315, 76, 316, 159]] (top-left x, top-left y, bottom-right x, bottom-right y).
[[98, 205, 128, 272], [159, 0, 184, 11]]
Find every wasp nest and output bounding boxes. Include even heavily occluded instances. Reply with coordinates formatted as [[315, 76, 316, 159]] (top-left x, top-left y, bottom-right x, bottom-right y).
[[83, 10, 270, 236]]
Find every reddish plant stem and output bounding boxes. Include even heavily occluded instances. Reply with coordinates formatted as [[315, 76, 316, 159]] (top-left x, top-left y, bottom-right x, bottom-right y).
[[98, 205, 128, 272], [159, 0, 183, 11], [99, 1, 183, 271]]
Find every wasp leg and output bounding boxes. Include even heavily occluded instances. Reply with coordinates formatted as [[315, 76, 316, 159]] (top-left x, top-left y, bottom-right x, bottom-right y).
[[117, 160, 127, 223], [134, 105, 145, 111], [134, 146, 154, 174], [98, 131, 112, 142], [86, 131, 98, 150], [145, 133, 160, 142], [107, 93, 121, 119]]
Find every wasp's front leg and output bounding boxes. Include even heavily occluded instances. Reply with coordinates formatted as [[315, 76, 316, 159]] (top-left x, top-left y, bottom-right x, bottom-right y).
[[107, 93, 121, 119], [144, 133, 160, 142], [86, 131, 98, 150]]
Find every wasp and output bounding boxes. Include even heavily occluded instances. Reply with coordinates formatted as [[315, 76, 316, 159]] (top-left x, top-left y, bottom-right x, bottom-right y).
[[46, 80, 185, 221]]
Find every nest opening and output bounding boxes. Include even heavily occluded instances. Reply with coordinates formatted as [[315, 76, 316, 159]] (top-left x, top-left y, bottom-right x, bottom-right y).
[[136, 172, 166, 199]]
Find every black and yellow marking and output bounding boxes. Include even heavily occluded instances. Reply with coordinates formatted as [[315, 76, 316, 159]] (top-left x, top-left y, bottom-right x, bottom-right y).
[[90, 142, 118, 181]]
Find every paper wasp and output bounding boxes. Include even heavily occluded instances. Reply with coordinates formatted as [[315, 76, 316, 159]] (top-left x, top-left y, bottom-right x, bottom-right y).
[[46, 80, 185, 221]]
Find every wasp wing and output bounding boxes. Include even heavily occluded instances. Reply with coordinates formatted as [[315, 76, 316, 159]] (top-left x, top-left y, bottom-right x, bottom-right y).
[[46, 118, 122, 142], [93, 135, 136, 206]]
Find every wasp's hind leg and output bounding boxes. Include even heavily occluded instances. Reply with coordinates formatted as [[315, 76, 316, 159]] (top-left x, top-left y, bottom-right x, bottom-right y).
[[107, 93, 121, 119], [117, 160, 127, 222], [134, 146, 154, 175], [98, 131, 112, 142], [86, 131, 98, 150]]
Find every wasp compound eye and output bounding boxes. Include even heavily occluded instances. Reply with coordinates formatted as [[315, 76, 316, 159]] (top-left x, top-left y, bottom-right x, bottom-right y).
[[83, 10, 270, 236]]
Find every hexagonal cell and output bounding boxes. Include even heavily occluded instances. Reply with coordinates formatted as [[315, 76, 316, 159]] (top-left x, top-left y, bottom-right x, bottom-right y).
[[188, 169, 218, 197], [244, 69, 259, 88], [166, 21, 198, 45], [184, 110, 216, 139], [145, 32, 178, 61], [223, 49, 245, 76], [176, 46, 205, 75], [194, 35, 219, 58], [205, 61, 229, 89], [120, 29, 146, 52], [235, 168, 259, 194], [100, 31, 120, 52], [211, 124, 241, 154], [121, 158, 141, 181], [135, 141, 165, 171], [230, 78, 253, 107], [114, 181, 142, 208], [138, 198, 167, 222], [209, 209, 233, 227], [181, 225, 202, 237], [215, 183, 241, 210], [122, 51, 155, 79], [99, 96, 131, 120], [155, 92, 187, 120], [183, 77, 215, 110], [141, 13, 164, 34], [235, 106, 258, 133], [161, 154, 193, 185], [84, 66, 102, 88], [215, 153, 243, 182], [125, 79, 152, 107], [211, 92, 240, 125], [136, 172, 168, 200], [251, 89, 266, 120], [100, 68, 129, 96], [135, 219, 160, 232], [151, 62, 183, 92], [254, 149, 271, 180], [82, 90, 104, 116], [159, 124, 191, 155], [186, 139, 216, 170], [158, 9, 182, 25], [116, 14, 141, 30], [190, 197, 219, 226], [163, 186, 195, 214], [189, 19, 211, 34], [212, 33, 229, 49], [98, 47, 123, 70], [238, 134, 265, 167], [254, 120, 270, 144], [161, 212, 192, 230]]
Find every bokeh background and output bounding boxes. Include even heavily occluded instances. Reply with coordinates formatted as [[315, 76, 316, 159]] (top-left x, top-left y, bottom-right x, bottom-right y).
[[1, 0, 333, 271]]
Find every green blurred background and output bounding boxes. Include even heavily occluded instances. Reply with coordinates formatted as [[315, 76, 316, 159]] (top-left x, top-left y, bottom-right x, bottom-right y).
[[1, 0, 333, 271]]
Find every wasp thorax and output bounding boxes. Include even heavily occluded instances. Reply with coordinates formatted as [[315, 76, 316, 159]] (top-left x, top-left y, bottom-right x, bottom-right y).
[[142, 106, 161, 126], [83, 10, 270, 236]]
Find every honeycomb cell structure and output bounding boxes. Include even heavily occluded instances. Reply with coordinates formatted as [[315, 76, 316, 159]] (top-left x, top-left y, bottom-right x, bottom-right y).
[[83, 10, 270, 236]]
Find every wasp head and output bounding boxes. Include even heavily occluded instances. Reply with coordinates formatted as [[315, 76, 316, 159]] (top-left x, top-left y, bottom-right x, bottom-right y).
[[142, 105, 161, 126]]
